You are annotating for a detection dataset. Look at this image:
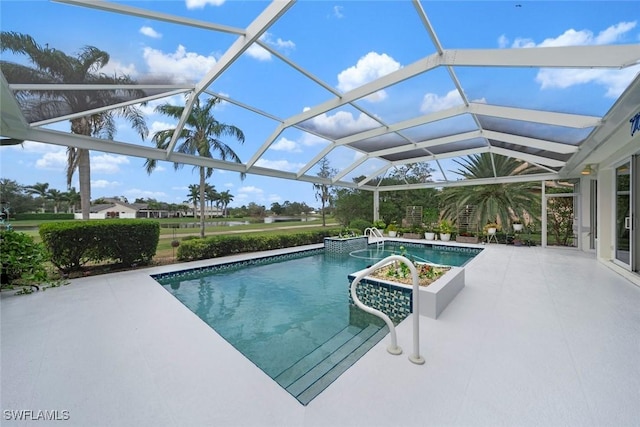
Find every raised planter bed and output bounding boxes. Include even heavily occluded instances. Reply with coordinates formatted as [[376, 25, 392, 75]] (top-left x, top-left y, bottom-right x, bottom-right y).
[[402, 233, 422, 239], [456, 235, 479, 244], [324, 236, 368, 254], [348, 264, 465, 320]]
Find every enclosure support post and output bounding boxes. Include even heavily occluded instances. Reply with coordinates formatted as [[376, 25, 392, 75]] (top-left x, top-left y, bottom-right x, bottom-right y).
[[373, 190, 380, 222], [542, 181, 547, 248]]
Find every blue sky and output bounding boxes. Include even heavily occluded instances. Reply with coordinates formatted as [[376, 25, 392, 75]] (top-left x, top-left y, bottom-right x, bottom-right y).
[[1, 1, 638, 209]]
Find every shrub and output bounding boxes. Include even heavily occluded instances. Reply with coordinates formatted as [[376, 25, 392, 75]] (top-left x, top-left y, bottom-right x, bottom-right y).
[[177, 228, 341, 261], [349, 219, 371, 234], [0, 230, 49, 285], [372, 220, 386, 230], [40, 220, 160, 272], [13, 213, 74, 221]]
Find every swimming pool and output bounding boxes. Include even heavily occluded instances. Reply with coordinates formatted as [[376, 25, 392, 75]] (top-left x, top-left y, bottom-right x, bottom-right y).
[[153, 242, 479, 405]]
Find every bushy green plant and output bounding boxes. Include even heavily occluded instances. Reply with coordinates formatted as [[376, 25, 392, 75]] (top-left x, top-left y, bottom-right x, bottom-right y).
[[40, 220, 160, 272], [176, 228, 341, 261], [373, 220, 386, 230], [1, 230, 49, 286], [349, 219, 371, 234], [437, 219, 454, 234]]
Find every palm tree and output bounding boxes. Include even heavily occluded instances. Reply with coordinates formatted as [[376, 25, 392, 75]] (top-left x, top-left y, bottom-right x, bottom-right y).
[[185, 184, 200, 218], [204, 183, 219, 218], [24, 182, 49, 212], [63, 187, 81, 214], [47, 189, 65, 214], [0, 32, 148, 219], [145, 96, 245, 238], [439, 153, 541, 229], [218, 190, 234, 218]]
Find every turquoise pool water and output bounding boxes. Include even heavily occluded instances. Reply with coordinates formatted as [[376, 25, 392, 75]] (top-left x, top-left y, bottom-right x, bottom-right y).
[[153, 242, 479, 405]]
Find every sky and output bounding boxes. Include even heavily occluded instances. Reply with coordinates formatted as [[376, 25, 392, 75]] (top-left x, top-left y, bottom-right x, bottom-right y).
[[0, 0, 638, 209]]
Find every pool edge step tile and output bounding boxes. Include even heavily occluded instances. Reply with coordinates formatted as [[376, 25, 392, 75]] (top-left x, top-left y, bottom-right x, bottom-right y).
[[274, 325, 362, 388], [296, 326, 390, 405], [286, 323, 383, 399]]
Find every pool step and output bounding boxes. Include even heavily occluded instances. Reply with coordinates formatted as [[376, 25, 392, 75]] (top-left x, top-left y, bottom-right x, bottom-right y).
[[275, 325, 363, 388], [280, 323, 387, 405]]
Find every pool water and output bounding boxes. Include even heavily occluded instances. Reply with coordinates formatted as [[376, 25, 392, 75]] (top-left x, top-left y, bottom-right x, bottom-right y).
[[154, 243, 478, 405]]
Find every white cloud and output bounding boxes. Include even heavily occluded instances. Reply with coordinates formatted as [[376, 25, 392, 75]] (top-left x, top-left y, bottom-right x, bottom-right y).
[[223, 182, 234, 188], [91, 153, 130, 174], [267, 193, 282, 203], [100, 60, 138, 78], [305, 110, 379, 137], [246, 44, 271, 61], [5, 140, 64, 154], [337, 52, 401, 102], [238, 186, 264, 195], [333, 6, 344, 19], [537, 65, 640, 98], [185, 0, 225, 9], [149, 120, 176, 135], [92, 179, 120, 189], [505, 21, 639, 98], [255, 159, 305, 172], [143, 45, 217, 84], [269, 137, 301, 152], [124, 188, 168, 199], [35, 151, 67, 170], [140, 26, 162, 39], [497, 34, 509, 49], [246, 32, 295, 61], [300, 132, 329, 147], [420, 89, 464, 114]]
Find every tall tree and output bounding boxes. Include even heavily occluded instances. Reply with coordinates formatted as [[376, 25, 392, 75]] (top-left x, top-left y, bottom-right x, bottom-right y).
[[0, 32, 148, 219], [47, 188, 65, 214], [63, 187, 81, 214], [218, 190, 234, 218], [204, 183, 219, 218], [313, 157, 337, 227], [185, 184, 200, 218], [145, 96, 245, 238], [439, 153, 541, 229], [24, 182, 49, 212]]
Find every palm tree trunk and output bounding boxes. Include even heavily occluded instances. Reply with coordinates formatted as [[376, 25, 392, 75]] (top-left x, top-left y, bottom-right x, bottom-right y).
[[199, 167, 206, 238], [78, 149, 91, 220]]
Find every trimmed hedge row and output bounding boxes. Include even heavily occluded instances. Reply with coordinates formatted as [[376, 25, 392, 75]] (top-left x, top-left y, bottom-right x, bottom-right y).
[[13, 213, 75, 221], [177, 228, 342, 261], [39, 220, 160, 272]]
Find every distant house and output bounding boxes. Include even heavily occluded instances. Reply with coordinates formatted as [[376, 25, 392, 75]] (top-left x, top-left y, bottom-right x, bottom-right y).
[[74, 198, 171, 220]]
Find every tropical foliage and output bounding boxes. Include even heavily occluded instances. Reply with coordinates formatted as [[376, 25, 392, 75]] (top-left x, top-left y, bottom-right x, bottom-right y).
[[439, 153, 541, 228], [145, 96, 245, 238], [0, 32, 148, 219]]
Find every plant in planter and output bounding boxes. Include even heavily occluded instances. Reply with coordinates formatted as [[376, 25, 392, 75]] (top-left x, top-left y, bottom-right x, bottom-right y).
[[456, 231, 479, 244], [437, 219, 454, 241], [337, 227, 358, 238], [423, 224, 437, 240], [403, 225, 423, 239], [386, 223, 398, 237], [483, 222, 499, 243], [371, 246, 451, 286], [512, 219, 524, 232]]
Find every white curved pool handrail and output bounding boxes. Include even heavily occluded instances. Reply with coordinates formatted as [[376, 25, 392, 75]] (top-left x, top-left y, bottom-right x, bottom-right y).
[[364, 227, 385, 248], [349, 255, 425, 365], [364, 227, 384, 238]]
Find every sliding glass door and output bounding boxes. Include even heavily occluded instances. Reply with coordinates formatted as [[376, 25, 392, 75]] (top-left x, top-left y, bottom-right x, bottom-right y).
[[614, 160, 633, 269]]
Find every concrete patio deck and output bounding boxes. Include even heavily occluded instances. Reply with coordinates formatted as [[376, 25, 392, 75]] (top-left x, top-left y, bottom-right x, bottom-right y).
[[2, 243, 639, 426]]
